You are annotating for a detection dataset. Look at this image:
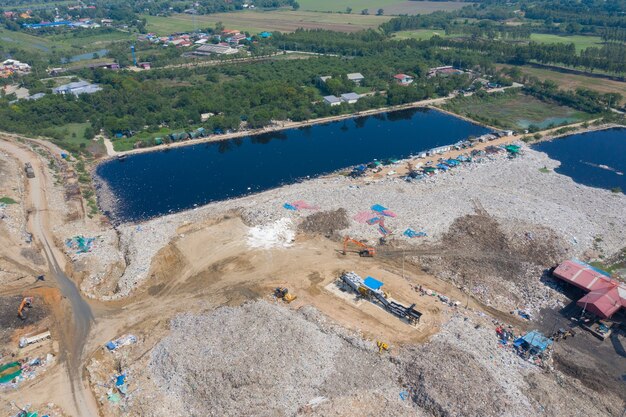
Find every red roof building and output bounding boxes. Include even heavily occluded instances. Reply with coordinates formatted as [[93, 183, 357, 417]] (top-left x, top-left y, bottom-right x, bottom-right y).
[[553, 260, 626, 319], [394, 73, 414, 85]]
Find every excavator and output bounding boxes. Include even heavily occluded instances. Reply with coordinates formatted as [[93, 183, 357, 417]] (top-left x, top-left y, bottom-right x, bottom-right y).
[[342, 237, 376, 257], [17, 297, 34, 320]]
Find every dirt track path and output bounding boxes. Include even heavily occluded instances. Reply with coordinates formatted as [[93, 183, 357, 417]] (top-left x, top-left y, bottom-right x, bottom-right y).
[[0, 137, 98, 417]]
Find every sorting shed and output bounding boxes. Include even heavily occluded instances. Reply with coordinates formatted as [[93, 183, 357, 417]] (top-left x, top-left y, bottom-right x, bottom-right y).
[[552, 259, 626, 319]]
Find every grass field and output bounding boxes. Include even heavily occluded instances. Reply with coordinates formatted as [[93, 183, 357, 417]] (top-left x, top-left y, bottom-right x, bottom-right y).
[[0, 26, 130, 57], [144, 10, 390, 35], [499, 65, 626, 105], [50, 123, 91, 144], [297, 0, 469, 14], [442, 92, 592, 130], [391, 29, 450, 40], [0, 27, 51, 52], [46, 31, 130, 50], [529, 34, 604, 53]]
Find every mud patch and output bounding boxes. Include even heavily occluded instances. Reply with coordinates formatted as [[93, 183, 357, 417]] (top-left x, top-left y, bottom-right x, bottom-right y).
[[0, 295, 48, 344]]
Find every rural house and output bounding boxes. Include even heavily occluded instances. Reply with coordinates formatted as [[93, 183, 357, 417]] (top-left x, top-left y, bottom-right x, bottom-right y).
[[394, 73, 414, 85], [323, 95, 342, 106], [347, 73, 364, 85], [341, 92, 360, 104]]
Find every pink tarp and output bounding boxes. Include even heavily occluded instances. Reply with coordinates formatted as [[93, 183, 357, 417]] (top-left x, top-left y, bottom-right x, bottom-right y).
[[353, 211, 373, 224], [291, 200, 319, 211]]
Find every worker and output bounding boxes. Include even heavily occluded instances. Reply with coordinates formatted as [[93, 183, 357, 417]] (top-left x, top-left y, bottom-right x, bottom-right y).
[[36, 275, 45, 281]]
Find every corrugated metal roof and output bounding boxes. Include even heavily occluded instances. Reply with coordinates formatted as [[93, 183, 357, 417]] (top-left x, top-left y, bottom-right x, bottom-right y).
[[554, 259, 626, 318]]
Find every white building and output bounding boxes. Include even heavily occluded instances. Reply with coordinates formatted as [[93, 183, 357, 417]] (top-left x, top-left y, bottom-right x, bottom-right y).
[[52, 80, 101, 96], [194, 43, 239, 55], [323, 95, 342, 106], [340, 92, 360, 104], [347, 72, 364, 85]]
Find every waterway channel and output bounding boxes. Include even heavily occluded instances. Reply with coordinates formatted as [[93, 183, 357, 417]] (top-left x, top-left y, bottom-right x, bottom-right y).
[[95, 108, 491, 223]]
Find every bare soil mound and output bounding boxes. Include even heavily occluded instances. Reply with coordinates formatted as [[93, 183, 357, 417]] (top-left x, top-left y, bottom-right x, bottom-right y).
[[298, 208, 349, 237]]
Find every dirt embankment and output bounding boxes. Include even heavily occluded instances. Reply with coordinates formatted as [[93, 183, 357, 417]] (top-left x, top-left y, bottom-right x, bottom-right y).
[[416, 212, 569, 313]]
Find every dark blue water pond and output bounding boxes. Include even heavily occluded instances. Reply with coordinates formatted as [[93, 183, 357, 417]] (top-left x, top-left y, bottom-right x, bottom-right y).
[[533, 127, 626, 192], [96, 108, 491, 223]]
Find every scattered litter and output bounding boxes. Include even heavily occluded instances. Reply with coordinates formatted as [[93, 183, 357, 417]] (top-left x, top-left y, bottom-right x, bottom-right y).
[[399, 390, 409, 401], [105, 334, 137, 351]]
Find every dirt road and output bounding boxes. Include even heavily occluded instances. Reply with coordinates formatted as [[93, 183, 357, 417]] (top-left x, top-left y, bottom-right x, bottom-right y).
[[0, 138, 97, 417]]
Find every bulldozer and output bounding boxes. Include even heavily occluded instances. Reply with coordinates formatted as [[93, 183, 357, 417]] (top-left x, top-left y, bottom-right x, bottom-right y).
[[274, 287, 297, 303], [342, 237, 376, 257], [17, 297, 34, 320], [377, 340, 389, 354]]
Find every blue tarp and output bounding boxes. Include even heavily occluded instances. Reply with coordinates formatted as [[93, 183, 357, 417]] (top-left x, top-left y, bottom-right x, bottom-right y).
[[364, 276, 383, 290], [518, 331, 553, 352], [371, 204, 388, 213], [115, 374, 126, 386], [404, 228, 427, 238], [283, 203, 297, 210], [105, 341, 116, 350]]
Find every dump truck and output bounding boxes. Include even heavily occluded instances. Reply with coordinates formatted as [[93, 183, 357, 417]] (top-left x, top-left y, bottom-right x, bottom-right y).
[[24, 162, 35, 179], [19, 330, 51, 348]]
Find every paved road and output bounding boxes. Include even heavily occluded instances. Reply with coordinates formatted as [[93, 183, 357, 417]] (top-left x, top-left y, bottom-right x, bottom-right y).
[[0, 138, 97, 417]]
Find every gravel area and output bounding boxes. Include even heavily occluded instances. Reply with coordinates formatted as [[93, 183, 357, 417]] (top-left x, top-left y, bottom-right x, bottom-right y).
[[86, 146, 626, 300]]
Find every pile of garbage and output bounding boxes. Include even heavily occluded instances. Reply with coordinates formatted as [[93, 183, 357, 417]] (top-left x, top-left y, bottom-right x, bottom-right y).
[[139, 301, 407, 416]]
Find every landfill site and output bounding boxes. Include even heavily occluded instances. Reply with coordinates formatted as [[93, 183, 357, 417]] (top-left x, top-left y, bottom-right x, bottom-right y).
[[0, 133, 625, 417]]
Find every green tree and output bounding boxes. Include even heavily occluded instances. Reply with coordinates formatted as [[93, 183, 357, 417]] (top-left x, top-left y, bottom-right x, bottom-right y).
[[361, 9, 369, 15], [377, 8, 384, 16], [346, 7, 352, 14]]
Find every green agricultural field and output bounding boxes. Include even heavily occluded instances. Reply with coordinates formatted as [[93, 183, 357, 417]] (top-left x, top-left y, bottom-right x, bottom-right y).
[[0, 26, 131, 58], [144, 10, 390, 35], [498, 64, 626, 105], [0, 27, 51, 53], [442, 91, 592, 130], [529, 33, 604, 53], [46, 30, 130, 51], [297, 0, 469, 14], [391, 29, 450, 41]]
